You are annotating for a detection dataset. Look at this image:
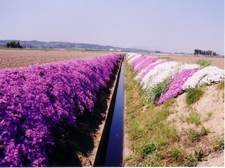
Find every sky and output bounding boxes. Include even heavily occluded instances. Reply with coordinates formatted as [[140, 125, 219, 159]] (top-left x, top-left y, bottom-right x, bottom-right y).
[[0, 0, 224, 55]]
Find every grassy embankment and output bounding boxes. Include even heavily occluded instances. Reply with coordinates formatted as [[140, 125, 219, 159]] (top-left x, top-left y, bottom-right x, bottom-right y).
[[123, 59, 224, 166]]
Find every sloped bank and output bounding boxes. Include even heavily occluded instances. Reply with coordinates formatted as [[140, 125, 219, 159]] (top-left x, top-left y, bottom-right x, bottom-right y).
[[93, 61, 124, 167], [0, 53, 123, 167], [47, 54, 124, 167], [123, 53, 224, 166]]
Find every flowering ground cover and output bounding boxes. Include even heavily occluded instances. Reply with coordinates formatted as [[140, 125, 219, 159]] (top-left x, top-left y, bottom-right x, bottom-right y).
[[123, 54, 224, 167], [134, 56, 159, 73], [0, 53, 121, 166], [126, 53, 225, 104]]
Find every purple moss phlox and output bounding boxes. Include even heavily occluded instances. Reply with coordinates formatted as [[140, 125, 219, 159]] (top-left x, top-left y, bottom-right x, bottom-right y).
[[130, 56, 147, 67], [0, 53, 121, 166], [134, 56, 158, 73], [157, 68, 199, 104]]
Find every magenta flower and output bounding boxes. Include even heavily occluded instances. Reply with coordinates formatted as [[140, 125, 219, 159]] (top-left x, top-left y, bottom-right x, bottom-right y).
[[130, 56, 148, 67], [157, 68, 199, 104], [134, 56, 158, 73], [0, 53, 121, 166]]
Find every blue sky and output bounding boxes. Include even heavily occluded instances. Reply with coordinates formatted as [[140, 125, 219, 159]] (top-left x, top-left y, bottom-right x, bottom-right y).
[[0, 0, 224, 54]]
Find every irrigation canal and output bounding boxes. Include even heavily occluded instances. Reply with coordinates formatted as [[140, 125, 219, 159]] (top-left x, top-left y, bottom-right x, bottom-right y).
[[94, 61, 124, 167], [104, 62, 124, 166]]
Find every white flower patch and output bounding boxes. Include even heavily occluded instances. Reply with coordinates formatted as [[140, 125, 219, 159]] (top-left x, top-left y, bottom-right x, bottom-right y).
[[127, 54, 142, 65], [178, 63, 201, 72], [134, 56, 158, 73], [126, 53, 137, 60], [182, 66, 225, 89], [156, 63, 200, 84], [134, 66, 149, 81], [125, 53, 135, 59], [134, 59, 165, 81], [139, 60, 168, 85], [141, 61, 182, 90], [133, 56, 148, 71]]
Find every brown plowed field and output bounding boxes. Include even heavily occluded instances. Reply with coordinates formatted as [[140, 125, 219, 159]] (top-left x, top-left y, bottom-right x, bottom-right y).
[[151, 53, 224, 69], [0, 49, 224, 70], [0, 49, 111, 69]]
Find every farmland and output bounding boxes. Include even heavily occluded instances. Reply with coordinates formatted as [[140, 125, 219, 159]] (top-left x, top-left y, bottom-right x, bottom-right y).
[[0, 49, 113, 69], [0, 49, 224, 166], [0, 49, 224, 70]]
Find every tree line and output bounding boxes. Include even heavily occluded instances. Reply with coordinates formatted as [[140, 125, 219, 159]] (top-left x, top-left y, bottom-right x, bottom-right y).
[[194, 49, 216, 56], [6, 40, 23, 48]]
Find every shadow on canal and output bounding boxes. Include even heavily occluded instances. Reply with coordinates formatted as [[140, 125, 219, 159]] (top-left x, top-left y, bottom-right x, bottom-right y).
[[94, 62, 124, 167]]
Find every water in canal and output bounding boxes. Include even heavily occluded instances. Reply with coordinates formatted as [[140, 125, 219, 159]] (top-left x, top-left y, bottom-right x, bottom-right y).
[[103, 62, 124, 167]]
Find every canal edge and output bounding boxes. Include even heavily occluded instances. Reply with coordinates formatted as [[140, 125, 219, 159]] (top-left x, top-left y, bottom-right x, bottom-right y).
[[93, 56, 124, 166]]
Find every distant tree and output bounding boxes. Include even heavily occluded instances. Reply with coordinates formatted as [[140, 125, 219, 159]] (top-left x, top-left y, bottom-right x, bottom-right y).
[[194, 49, 217, 56], [205, 50, 211, 55], [6, 40, 23, 48], [194, 49, 201, 55], [7, 40, 15, 48]]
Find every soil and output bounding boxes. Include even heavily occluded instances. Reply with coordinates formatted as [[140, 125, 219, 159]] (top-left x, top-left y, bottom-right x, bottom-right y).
[[161, 53, 224, 69], [166, 84, 224, 167], [0, 49, 110, 69], [1, 49, 223, 69]]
